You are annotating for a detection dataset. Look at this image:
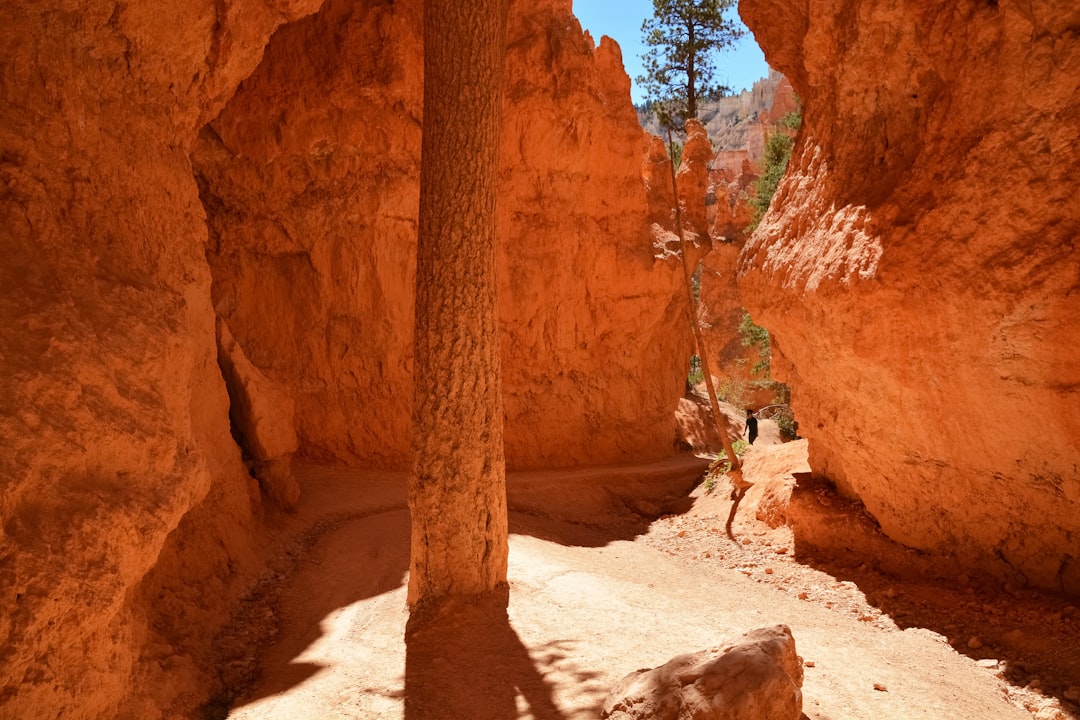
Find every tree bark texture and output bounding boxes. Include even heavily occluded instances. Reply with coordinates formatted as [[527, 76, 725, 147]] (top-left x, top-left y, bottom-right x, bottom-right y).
[[408, 0, 510, 608]]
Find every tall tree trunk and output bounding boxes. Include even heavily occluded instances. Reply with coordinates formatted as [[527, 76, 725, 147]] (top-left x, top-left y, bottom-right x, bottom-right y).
[[408, 0, 510, 609]]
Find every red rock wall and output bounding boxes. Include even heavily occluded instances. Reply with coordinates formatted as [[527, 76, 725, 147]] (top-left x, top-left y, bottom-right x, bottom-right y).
[[675, 120, 715, 244], [0, 0, 321, 717], [739, 0, 1080, 593], [196, 0, 692, 471], [501, 10, 691, 468], [643, 133, 678, 227]]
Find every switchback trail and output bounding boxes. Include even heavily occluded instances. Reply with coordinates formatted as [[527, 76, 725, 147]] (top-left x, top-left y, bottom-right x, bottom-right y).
[[209, 448, 1073, 720]]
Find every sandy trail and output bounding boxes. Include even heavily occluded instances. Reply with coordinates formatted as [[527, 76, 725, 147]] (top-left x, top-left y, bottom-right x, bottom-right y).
[[217, 455, 1049, 720]]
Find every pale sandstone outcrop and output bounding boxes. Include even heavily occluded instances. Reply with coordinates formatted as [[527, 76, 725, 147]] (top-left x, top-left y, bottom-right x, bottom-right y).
[[196, 0, 691, 471], [602, 625, 803, 720], [739, 0, 1080, 594]]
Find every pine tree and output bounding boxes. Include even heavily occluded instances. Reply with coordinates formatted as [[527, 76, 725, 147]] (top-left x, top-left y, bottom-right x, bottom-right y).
[[638, 0, 743, 129]]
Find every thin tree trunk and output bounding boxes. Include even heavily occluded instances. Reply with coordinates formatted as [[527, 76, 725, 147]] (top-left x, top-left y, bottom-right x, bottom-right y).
[[686, 22, 697, 119], [408, 0, 510, 609], [666, 130, 741, 475]]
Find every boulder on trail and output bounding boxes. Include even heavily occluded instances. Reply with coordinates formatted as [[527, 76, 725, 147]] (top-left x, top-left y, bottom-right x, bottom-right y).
[[601, 624, 803, 720]]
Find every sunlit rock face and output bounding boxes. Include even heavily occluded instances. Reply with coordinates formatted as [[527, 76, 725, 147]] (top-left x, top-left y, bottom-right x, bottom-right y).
[[500, 2, 692, 469], [0, 0, 322, 717], [196, 0, 692, 471], [739, 0, 1080, 593]]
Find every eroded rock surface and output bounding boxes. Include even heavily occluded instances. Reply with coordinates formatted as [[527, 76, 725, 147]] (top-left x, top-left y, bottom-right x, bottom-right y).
[[675, 119, 715, 245], [2, 1, 697, 715], [739, 0, 1080, 594], [602, 624, 804, 720], [0, 0, 322, 717], [217, 320, 301, 511]]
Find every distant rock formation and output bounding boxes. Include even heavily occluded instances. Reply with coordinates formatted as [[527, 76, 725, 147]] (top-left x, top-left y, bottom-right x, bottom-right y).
[[706, 71, 798, 242], [638, 70, 797, 158], [739, 0, 1080, 595], [638, 71, 798, 246]]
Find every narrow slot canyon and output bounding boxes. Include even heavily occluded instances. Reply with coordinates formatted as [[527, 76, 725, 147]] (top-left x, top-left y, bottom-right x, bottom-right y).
[[1, 0, 1077, 718]]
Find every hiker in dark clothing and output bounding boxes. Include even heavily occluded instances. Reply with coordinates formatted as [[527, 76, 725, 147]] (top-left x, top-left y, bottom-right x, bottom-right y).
[[745, 408, 758, 445]]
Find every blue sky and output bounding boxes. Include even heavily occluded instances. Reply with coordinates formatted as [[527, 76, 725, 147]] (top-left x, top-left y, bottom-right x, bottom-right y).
[[572, 0, 770, 104]]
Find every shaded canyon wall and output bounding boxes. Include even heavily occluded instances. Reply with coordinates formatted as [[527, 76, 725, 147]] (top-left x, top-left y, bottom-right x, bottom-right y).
[[0, 0, 324, 717], [739, 0, 1080, 593]]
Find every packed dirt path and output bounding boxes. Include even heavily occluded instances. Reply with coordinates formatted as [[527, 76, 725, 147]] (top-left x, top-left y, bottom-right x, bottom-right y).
[[209, 445, 1078, 720]]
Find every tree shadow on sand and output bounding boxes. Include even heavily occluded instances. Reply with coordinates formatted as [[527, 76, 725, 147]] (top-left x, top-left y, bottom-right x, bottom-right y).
[[405, 586, 571, 720], [204, 458, 709, 718], [203, 507, 411, 717]]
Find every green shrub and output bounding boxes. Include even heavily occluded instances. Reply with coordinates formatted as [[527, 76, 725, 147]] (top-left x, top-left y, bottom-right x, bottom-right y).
[[738, 311, 771, 377], [716, 377, 745, 405], [778, 108, 802, 131], [706, 439, 750, 478], [746, 131, 794, 232], [774, 408, 798, 441], [745, 101, 802, 234], [670, 141, 683, 169], [687, 354, 704, 385]]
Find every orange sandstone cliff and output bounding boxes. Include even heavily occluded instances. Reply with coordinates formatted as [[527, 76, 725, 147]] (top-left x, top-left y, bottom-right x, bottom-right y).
[[195, 0, 691, 471], [739, 0, 1080, 594], [0, 0, 692, 717]]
